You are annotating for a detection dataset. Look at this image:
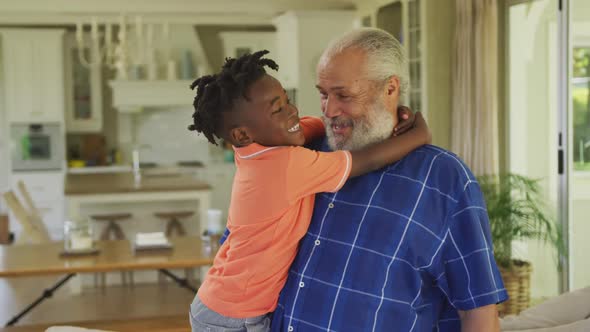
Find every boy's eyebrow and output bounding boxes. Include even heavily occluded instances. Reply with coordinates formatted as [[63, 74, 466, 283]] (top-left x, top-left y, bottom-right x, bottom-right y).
[[269, 96, 281, 106]]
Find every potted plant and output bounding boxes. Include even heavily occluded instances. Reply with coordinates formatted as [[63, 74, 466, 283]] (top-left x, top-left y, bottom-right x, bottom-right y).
[[478, 174, 564, 316]]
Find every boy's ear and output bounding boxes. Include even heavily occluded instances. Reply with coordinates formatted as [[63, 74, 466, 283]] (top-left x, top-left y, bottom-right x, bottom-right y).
[[228, 127, 253, 147]]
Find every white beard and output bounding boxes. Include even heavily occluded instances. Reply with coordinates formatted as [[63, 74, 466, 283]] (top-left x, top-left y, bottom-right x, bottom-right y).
[[324, 99, 395, 151]]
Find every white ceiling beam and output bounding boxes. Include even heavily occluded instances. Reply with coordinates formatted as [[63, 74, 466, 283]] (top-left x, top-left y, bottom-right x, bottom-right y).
[[0, 0, 355, 15], [0, 13, 274, 26]]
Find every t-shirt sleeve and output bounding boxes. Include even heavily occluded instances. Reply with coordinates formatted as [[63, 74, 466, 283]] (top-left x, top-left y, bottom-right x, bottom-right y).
[[285, 147, 351, 203], [435, 181, 509, 311], [300, 117, 325, 145]]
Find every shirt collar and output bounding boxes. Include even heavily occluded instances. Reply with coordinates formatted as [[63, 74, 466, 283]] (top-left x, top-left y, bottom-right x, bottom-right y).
[[233, 143, 281, 160]]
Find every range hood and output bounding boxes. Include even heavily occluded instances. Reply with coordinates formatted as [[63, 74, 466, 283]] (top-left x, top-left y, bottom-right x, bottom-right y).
[[109, 80, 195, 113]]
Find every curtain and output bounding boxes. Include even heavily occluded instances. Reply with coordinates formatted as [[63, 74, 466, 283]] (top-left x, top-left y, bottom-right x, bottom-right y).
[[452, 0, 500, 176]]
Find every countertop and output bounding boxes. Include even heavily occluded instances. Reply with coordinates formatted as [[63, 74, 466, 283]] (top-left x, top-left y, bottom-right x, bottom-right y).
[[64, 172, 211, 195]]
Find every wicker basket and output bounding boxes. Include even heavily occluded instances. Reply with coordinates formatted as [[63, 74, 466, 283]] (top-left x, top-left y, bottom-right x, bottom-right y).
[[498, 260, 532, 316]]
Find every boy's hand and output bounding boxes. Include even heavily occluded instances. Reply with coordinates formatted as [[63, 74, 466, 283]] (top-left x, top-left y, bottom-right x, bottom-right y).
[[393, 106, 415, 136]]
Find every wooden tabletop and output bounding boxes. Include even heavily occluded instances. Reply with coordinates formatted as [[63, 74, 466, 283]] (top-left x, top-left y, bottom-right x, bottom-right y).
[[65, 173, 211, 195], [0, 236, 214, 277]]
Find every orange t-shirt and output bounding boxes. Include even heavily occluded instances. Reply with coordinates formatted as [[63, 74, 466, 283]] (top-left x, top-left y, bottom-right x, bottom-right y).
[[197, 117, 352, 318]]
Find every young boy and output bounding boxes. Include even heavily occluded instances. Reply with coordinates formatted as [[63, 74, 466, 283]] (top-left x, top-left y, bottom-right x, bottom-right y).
[[188, 50, 430, 331]]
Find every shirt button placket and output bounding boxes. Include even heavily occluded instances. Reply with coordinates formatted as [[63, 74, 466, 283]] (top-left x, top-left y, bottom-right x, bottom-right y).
[[288, 326, 294, 331]]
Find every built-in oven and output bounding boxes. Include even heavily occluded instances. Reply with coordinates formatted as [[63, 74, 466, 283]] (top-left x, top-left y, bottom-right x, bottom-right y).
[[10, 124, 63, 171]]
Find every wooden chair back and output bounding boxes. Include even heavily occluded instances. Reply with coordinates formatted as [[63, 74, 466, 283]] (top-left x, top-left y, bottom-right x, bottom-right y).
[[2, 191, 51, 244]]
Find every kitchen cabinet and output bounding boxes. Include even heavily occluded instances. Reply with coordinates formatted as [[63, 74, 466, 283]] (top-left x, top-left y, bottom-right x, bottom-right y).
[[64, 33, 103, 132], [9, 171, 65, 239], [0, 29, 65, 123]]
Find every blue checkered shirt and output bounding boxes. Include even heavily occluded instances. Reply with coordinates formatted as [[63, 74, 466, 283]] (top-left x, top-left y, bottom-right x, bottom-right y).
[[268, 142, 508, 332]]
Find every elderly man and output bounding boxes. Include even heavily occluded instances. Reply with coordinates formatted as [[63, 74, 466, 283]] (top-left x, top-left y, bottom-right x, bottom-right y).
[[270, 28, 507, 332]]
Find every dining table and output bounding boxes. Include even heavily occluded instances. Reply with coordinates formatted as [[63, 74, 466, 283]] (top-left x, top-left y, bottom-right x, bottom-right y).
[[0, 236, 214, 327]]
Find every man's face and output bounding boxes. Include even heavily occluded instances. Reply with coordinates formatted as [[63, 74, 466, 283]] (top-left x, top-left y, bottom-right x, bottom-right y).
[[316, 48, 400, 151]]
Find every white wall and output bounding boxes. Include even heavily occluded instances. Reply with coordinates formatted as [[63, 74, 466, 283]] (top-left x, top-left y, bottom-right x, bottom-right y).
[[296, 12, 356, 118], [273, 11, 356, 118]]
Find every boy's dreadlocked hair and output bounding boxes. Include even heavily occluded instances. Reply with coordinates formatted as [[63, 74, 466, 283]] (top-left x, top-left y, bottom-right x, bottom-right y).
[[188, 50, 279, 145]]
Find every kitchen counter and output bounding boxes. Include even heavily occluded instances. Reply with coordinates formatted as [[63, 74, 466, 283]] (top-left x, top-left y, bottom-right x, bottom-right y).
[[63, 172, 212, 289], [65, 172, 210, 195], [65, 172, 211, 242]]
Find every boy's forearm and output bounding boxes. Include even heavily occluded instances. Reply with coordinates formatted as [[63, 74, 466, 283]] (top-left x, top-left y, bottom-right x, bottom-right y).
[[349, 128, 426, 177]]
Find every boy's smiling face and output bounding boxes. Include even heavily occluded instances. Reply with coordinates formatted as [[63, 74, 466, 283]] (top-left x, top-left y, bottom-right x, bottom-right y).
[[226, 74, 305, 147]]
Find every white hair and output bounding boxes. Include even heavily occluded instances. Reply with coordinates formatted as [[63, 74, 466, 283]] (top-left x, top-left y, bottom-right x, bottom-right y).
[[319, 28, 409, 101]]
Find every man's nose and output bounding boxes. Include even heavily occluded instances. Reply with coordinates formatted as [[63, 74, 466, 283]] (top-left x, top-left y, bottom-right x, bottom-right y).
[[323, 97, 341, 118]]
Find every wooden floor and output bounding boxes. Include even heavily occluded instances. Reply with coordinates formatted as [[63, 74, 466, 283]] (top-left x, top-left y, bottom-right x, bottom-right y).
[[0, 275, 195, 330]]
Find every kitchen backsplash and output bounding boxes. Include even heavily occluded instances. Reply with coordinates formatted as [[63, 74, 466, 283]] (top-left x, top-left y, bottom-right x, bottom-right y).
[[119, 107, 211, 166]]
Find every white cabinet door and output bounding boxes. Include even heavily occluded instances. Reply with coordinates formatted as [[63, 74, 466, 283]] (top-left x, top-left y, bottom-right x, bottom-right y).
[[9, 171, 65, 239], [10, 172, 64, 204], [3, 35, 35, 123], [1, 29, 65, 123]]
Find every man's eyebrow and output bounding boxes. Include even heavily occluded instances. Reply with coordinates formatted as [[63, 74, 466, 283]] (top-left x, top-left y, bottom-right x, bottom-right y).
[[315, 85, 346, 91]]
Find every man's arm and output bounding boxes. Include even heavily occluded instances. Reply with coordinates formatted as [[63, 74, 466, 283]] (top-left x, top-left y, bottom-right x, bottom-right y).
[[458, 305, 501, 332]]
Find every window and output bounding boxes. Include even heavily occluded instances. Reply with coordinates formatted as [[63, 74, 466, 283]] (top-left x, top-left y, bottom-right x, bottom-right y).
[[573, 47, 590, 171]]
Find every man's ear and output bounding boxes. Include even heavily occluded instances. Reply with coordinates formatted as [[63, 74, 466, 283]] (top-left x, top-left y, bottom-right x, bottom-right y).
[[228, 127, 253, 147], [385, 76, 400, 97]]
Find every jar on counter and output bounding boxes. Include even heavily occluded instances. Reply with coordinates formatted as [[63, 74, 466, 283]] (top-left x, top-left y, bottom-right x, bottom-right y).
[[64, 220, 94, 252]]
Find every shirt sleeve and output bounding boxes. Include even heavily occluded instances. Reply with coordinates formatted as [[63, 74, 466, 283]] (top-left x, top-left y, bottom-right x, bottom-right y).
[[285, 147, 351, 203], [219, 227, 230, 245], [300, 117, 325, 145], [436, 181, 509, 311]]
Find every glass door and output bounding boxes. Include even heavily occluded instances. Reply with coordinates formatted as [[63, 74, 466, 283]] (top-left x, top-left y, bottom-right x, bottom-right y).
[[568, 0, 590, 291], [507, 0, 561, 300], [507, 0, 590, 300]]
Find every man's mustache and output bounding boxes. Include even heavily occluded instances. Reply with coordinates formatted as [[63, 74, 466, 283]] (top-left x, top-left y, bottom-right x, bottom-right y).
[[324, 117, 355, 129]]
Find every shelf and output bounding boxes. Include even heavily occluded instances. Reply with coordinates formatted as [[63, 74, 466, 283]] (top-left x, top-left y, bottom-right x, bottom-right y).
[[109, 80, 195, 112]]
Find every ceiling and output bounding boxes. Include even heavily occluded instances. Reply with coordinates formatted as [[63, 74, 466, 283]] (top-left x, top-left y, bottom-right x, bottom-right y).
[[0, 0, 360, 26]]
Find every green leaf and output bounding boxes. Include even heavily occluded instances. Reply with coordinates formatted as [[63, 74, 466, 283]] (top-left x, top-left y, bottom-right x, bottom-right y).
[[477, 174, 565, 268]]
